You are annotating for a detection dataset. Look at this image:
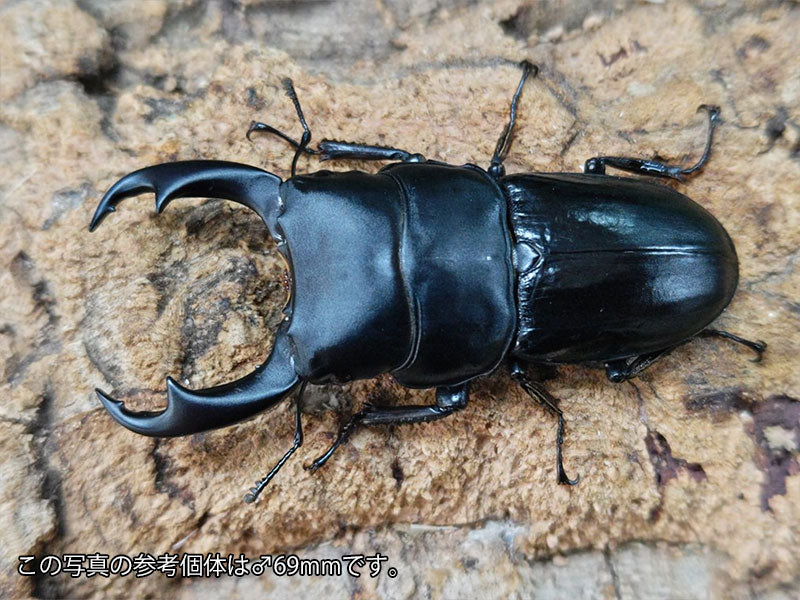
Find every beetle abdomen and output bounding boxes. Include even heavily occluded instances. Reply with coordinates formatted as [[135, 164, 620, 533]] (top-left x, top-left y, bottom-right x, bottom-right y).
[[503, 173, 738, 363]]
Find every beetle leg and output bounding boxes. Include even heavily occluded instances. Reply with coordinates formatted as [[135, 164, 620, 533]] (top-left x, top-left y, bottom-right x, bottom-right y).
[[699, 328, 767, 362], [248, 126, 426, 163], [246, 78, 316, 177], [304, 383, 469, 473], [315, 140, 425, 163], [583, 105, 721, 180], [509, 362, 580, 486], [605, 328, 766, 384], [248, 79, 425, 167], [605, 329, 766, 383], [488, 60, 538, 179], [244, 382, 306, 504], [604, 348, 677, 383], [248, 124, 424, 164], [246, 121, 319, 155]]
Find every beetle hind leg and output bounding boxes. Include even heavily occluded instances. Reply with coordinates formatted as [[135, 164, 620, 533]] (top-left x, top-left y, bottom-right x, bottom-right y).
[[699, 328, 766, 362], [304, 383, 469, 473], [510, 362, 579, 486], [605, 328, 766, 383], [584, 104, 721, 180], [604, 347, 677, 383]]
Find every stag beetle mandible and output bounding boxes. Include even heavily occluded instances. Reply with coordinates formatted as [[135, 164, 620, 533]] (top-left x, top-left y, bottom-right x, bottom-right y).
[[89, 61, 765, 503]]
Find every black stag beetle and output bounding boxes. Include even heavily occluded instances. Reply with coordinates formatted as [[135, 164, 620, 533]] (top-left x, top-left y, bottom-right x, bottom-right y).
[[89, 61, 765, 503]]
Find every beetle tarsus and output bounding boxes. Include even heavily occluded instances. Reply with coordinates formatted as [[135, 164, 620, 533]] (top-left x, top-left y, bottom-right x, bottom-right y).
[[558, 468, 580, 486], [700, 328, 767, 362], [278, 78, 315, 177], [244, 383, 306, 503], [509, 363, 580, 486], [680, 104, 720, 176], [246, 120, 320, 155]]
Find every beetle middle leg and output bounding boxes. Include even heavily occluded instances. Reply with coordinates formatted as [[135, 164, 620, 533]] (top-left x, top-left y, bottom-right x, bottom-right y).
[[583, 104, 721, 180], [243, 383, 306, 504], [509, 362, 579, 485], [488, 60, 538, 179], [305, 383, 469, 473]]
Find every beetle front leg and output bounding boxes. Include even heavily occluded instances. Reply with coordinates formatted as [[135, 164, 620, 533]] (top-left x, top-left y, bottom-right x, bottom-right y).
[[509, 362, 579, 486], [316, 140, 426, 163], [243, 383, 306, 504], [584, 104, 720, 180], [247, 78, 425, 167], [305, 383, 469, 473], [248, 124, 426, 164]]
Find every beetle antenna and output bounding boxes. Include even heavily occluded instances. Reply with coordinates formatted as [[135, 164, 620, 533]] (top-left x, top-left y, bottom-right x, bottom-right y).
[[244, 381, 307, 503], [489, 60, 538, 179]]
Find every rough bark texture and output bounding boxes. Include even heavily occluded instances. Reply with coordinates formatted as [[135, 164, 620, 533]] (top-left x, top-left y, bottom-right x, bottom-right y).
[[1, 0, 798, 598]]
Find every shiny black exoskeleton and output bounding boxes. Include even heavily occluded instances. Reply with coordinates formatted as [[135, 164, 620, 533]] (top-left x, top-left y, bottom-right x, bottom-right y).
[[89, 62, 765, 503]]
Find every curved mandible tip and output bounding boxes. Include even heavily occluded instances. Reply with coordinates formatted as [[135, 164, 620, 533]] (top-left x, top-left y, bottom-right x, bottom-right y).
[[89, 160, 282, 232], [97, 329, 300, 437]]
